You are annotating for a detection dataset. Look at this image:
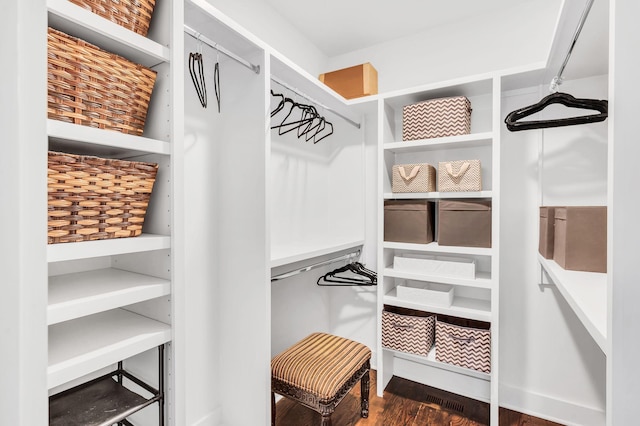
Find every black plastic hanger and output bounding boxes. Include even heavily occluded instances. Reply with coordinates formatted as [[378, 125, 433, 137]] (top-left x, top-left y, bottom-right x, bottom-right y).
[[213, 49, 221, 113], [504, 92, 608, 132], [188, 52, 207, 108], [316, 262, 377, 287]]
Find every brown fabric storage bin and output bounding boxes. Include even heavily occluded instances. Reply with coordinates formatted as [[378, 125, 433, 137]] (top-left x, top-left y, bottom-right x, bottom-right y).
[[382, 306, 435, 357], [539, 206, 558, 259], [553, 206, 607, 273], [318, 63, 378, 99], [392, 163, 436, 193], [438, 200, 491, 248], [402, 96, 471, 141], [435, 318, 491, 373], [384, 200, 434, 244]]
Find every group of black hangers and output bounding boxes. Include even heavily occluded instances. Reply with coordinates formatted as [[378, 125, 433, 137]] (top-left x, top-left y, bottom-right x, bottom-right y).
[[271, 90, 334, 143], [188, 48, 221, 113], [317, 262, 377, 287], [504, 91, 608, 132]]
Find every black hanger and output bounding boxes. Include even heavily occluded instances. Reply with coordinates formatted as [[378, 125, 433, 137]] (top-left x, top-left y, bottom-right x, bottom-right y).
[[317, 262, 377, 287], [214, 51, 221, 113], [270, 89, 334, 143], [504, 92, 608, 132], [188, 52, 207, 108]]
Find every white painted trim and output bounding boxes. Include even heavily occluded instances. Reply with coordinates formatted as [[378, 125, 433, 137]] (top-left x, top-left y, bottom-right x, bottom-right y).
[[500, 383, 605, 426]]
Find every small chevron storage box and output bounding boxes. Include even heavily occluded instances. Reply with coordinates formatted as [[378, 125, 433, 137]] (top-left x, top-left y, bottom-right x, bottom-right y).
[[435, 319, 491, 373], [402, 96, 472, 141], [381, 308, 435, 357]]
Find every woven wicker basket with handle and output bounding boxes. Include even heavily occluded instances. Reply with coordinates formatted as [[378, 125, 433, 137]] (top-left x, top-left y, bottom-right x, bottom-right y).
[[48, 151, 158, 244], [47, 27, 157, 136], [68, 0, 156, 36]]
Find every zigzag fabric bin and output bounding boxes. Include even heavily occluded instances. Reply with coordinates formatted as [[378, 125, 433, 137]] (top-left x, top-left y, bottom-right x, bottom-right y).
[[402, 96, 471, 141], [382, 309, 435, 357], [435, 319, 491, 373]]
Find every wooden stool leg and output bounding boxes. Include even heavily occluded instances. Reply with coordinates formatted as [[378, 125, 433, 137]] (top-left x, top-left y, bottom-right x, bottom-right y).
[[361, 369, 370, 418], [271, 392, 276, 426], [321, 413, 332, 426]]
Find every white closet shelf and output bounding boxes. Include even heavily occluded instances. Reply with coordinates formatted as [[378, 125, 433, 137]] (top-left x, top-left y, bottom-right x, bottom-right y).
[[48, 234, 171, 263], [271, 240, 364, 268], [538, 255, 607, 353], [384, 132, 493, 153], [384, 191, 492, 200], [47, 0, 170, 67], [48, 268, 171, 325], [384, 268, 493, 289], [385, 346, 491, 381], [48, 120, 171, 157], [384, 241, 493, 257], [384, 288, 491, 322], [48, 308, 171, 389]]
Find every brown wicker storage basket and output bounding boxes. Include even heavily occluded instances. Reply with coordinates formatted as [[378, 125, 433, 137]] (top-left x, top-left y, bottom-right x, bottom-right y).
[[48, 151, 158, 244], [47, 27, 157, 136], [68, 0, 156, 37]]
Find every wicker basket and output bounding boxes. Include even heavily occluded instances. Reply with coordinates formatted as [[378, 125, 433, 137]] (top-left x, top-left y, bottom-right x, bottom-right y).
[[68, 0, 156, 37], [47, 27, 157, 136], [48, 151, 159, 244]]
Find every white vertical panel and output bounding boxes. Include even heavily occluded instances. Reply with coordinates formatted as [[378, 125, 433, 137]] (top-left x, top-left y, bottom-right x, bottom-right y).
[[0, 1, 48, 425], [608, 1, 640, 424]]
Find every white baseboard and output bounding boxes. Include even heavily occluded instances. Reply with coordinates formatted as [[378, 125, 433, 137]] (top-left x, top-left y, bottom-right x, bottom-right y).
[[500, 383, 605, 426], [191, 407, 222, 426]]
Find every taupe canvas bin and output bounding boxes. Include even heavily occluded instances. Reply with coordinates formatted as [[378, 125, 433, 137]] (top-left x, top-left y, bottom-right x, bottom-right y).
[[438, 200, 491, 248], [539, 206, 558, 259], [384, 200, 434, 244], [553, 206, 607, 273], [402, 96, 471, 141], [392, 163, 436, 193]]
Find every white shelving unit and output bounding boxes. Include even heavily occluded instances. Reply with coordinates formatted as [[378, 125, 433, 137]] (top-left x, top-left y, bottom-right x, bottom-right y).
[[377, 75, 501, 423], [44, 0, 181, 424], [538, 256, 607, 353]]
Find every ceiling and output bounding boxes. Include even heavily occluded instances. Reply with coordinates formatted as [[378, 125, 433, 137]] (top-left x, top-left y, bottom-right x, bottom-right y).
[[263, 0, 531, 57]]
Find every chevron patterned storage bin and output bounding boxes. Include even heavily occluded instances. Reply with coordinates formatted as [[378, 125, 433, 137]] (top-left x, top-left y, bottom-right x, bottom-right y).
[[402, 96, 471, 141], [435, 319, 491, 373], [382, 309, 435, 357], [392, 163, 436, 193]]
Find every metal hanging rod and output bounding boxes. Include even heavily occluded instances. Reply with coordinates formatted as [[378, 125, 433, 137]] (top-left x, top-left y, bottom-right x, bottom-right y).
[[271, 76, 361, 129], [184, 25, 260, 75], [549, 0, 595, 92], [271, 249, 361, 282]]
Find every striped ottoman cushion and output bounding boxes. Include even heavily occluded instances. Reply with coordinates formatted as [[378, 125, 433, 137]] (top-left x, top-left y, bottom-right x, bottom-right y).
[[271, 333, 371, 401]]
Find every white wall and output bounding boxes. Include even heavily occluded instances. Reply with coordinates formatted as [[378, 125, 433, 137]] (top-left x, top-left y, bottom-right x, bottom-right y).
[[326, 0, 562, 93], [204, 0, 328, 77], [499, 75, 608, 425]]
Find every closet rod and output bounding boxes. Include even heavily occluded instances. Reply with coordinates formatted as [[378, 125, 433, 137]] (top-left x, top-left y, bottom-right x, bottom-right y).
[[184, 25, 261, 74], [549, 0, 594, 92], [271, 249, 361, 282], [271, 76, 361, 129]]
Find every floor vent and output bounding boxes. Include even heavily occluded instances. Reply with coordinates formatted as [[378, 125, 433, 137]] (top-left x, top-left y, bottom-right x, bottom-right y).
[[424, 393, 465, 414]]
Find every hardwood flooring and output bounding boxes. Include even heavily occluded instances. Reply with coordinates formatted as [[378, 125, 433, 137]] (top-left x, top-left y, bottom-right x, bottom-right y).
[[274, 370, 564, 426]]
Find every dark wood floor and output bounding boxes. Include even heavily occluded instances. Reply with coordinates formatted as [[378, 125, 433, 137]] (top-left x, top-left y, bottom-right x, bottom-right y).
[[275, 370, 564, 426]]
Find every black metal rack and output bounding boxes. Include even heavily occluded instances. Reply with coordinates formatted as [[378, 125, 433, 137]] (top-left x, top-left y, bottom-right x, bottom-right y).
[[49, 345, 165, 426]]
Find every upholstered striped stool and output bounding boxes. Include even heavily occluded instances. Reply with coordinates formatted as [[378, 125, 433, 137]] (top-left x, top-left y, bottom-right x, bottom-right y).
[[271, 332, 371, 426]]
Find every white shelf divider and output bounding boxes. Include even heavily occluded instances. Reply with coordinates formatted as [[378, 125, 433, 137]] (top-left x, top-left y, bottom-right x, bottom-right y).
[[47, 0, 170, 67], [384, 191, 492, 200], [47, 235, 171, 263], [384, 268, 493, 289], [385, 346, 491, 381], [48, 120, 171, 157], [48, 308, 171, 389], [48, 268, 171, 325], [538, 254, 607, 353], [383, 241, 493, 257], [384, 288, 491, 322], [384, 132, 493, 153]]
